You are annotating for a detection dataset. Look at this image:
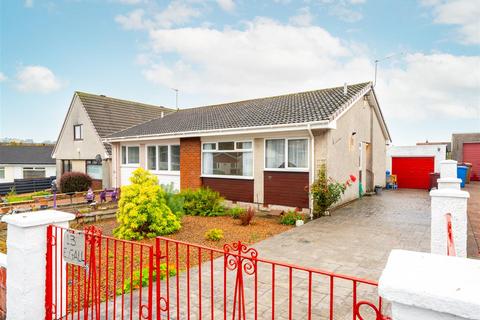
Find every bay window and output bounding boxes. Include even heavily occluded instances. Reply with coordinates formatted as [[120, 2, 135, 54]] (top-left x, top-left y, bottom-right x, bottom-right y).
[[121, 146, 140, 165], [146, 144, 180, 172], [265, 138, 308, 170], [202, 141, 253, 177]]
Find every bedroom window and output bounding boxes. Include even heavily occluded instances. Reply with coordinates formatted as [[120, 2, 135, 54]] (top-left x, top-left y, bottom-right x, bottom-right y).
[[265, 138, 308, 170], [202, 141, 253, 177], [146, 144, 180, 171], [73, 124, 83, 140], [121, 146, 140, 165]]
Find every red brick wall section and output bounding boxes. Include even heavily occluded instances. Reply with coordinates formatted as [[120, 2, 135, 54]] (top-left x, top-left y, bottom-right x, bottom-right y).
[[180, 137, 202, 190], [0, 267, 5, 320]]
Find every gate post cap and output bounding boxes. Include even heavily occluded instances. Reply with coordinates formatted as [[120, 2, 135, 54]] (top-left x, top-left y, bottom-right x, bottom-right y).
[[2, 210, 75, 228], [429, 188, 469, 198], [379, 250, 480, 319]]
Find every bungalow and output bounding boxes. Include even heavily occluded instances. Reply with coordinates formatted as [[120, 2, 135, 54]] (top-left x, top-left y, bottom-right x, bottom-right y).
[[104, 82, 391, 210], [0, 144, 56, 183], [52, 92, 173, 189]]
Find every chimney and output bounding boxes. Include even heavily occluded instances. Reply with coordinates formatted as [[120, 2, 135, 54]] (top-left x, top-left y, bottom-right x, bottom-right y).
[[343, 83, 348, 96]]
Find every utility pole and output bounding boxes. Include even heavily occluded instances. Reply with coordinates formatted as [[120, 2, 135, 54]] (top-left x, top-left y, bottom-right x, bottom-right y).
[[373, 52, 405, 87], [171, 88, 179, 110]]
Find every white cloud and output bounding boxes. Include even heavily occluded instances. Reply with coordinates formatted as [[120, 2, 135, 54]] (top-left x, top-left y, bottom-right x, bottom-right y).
[[115, 9, 149, 30], [117, 0, 143, 4], [15, 65, 62, 94], [216, 0, 235, 12], [289, 7, 314, 27], [320, 0, 365, 22], [0, 72, 6, 82], [377, 53, 480, 120], [135, 17, 480, 126], [24, 0, 33, 8], [116, 1, 201, 30], [422, 0, 480, 45]]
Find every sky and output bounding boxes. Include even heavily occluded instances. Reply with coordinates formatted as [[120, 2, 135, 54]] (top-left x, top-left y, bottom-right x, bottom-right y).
[[0, 0, 479, 145]]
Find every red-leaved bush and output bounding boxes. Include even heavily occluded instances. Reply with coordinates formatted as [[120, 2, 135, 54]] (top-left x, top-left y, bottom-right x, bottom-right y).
[[59, 172, 92, 193]]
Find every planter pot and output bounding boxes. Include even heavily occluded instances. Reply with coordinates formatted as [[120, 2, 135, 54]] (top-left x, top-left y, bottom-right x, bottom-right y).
[[295, 220, 304, 227]]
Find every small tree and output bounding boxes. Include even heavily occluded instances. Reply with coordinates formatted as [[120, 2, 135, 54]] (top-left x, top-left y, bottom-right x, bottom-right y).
[[114, 168, 181, 240], [59, 172, 92, 193], [310, 164, 356, 218]]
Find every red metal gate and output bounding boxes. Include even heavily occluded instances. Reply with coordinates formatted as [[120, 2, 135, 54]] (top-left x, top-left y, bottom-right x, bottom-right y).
[[46, 226, 389, 319]]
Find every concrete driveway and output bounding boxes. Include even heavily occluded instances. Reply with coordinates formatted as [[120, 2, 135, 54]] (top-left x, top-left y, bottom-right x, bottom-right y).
[[254, 189, 431, 281]]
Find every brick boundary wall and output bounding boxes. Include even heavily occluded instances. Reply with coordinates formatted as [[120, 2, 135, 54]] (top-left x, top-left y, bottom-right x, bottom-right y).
[[180, 137, 202, 190]]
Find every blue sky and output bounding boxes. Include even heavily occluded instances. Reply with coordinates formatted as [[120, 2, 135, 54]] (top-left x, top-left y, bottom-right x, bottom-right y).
[[1, 0, 479, 145]]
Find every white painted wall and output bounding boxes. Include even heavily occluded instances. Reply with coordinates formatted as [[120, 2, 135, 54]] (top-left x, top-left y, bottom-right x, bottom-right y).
[[0, 164, 56, 183], [387, 144, 447, 173]]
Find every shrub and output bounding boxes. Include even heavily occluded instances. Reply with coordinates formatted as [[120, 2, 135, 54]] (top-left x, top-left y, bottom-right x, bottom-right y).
[[114, 168, 181, 240], [180, 187, 225, 216], [227, 206, 245, 219], [162, 183, 184, 218], [310, 164, 356, 218], [205, 228, 224, 241], [239, 207, 255, 226], [280, 210, 304, 225], [59, 172, 92, 193], [119, 263, 176, 294]]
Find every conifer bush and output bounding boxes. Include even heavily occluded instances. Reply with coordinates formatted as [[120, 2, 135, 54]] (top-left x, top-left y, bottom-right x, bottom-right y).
[[114, 168, 181, 240]]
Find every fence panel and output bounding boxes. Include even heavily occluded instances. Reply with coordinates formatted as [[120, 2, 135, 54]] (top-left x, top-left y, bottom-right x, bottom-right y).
[[45, 225, 154, 320], [0, 176, 55, 195]]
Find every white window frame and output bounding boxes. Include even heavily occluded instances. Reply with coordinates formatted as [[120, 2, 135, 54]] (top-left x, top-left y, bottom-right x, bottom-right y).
[[73, 124, 83, 140], [22, 167, 46, 179], [201, 140, 254, 180], [121, 145, 140, 166], [264, 137, 309, 172], [0, 167, 5, 180], [145, 144, 180, 173]]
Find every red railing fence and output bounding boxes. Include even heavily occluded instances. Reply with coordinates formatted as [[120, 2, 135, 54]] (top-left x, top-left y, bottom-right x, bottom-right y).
[[46, 225, 390, 319]]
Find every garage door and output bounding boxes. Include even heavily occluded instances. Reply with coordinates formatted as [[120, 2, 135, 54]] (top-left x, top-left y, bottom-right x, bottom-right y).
[[463, 143, 480, 181], [392, 157, 434, 189]]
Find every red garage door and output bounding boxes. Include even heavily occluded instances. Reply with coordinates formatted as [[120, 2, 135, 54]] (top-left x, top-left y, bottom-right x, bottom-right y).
[[463, 143, 480, 181], [392, 157, 434, 189]]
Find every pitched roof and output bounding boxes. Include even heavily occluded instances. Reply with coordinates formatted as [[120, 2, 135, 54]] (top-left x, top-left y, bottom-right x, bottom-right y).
[[107, 82, 372, 139], [76, 92, 173, 138], [0, 145, 55, 165]]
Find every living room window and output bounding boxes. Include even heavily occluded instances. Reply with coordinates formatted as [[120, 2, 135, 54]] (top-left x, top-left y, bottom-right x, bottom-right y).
[[23, 167, 46, 179], [146, 144, 180, 172], [202, 141, 253, 178], [265, 138, 308, 170], [73, 124, 83, 140]]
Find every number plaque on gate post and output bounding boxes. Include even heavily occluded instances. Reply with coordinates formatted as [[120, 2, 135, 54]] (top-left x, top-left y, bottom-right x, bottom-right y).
[[63, 231, 86, 267]]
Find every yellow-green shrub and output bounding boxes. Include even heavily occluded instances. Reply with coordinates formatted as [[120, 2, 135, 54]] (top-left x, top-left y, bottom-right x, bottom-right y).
[[204, 228, 224, 241], [114, 168, 181, 240]]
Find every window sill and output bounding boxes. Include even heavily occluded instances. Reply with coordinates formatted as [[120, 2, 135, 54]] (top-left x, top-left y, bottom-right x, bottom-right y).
[[120, 164, 140, 168], [201, 174, 254, 180], [264, 168, 309, 172], [149, 170, 180, 176]]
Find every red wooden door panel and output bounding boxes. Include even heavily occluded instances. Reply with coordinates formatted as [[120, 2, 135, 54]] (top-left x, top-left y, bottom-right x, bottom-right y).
[[463, 143, 480, 181], [392, 157, 434, 189]]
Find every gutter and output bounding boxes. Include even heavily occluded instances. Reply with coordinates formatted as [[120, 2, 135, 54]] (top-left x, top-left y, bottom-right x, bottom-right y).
[[307, 124, 315, 219]]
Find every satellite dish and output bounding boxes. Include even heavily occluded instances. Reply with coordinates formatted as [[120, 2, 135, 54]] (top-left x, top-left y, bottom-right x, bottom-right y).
[[95, 154, 102, 164]]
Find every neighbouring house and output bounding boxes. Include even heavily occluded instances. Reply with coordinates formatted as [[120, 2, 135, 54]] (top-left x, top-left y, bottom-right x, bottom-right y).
[[451, 133, 480, 181], [416, 141, 451, 159], [0, 144, 56, 183], [104, 82, 391, 210], [52, 92, 173, 189], [387, 144, 447, 190]]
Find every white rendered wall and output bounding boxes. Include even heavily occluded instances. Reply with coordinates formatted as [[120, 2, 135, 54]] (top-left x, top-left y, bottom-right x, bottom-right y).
[[387, 144, 447, 173]]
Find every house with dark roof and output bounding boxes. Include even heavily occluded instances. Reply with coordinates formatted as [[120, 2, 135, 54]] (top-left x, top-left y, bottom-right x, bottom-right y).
[[104, 82, 391, 210], [52, 92, 173, 189], [0, 145, 56, 183]]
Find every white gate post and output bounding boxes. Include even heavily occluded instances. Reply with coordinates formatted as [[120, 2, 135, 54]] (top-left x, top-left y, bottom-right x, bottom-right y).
[[379, 250, 480, 320], [430, 160, 469, 257], [2, 210, 75, 320]]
